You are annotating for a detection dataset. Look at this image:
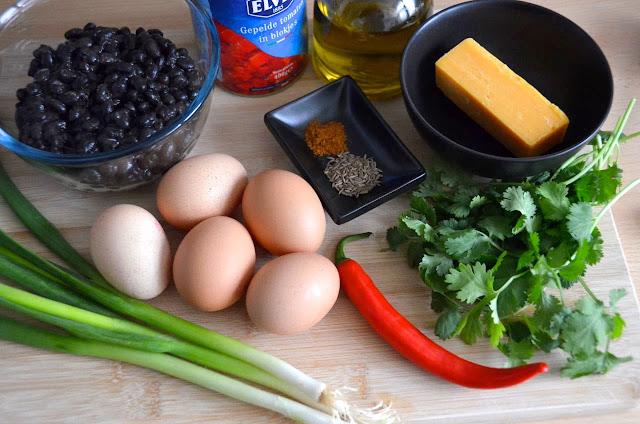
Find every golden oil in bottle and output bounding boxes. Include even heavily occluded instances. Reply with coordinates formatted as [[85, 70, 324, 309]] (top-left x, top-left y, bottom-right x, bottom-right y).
[[312, 0, 433, 100]]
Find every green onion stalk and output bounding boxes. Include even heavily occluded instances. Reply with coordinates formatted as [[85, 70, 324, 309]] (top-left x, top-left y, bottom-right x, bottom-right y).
[[0, 163, 397, 423], [0, 315, 341, 424]]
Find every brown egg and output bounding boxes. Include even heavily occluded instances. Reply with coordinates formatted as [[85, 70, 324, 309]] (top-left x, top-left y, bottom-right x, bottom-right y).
[[173, 216, 255, 311], [246, 252, 340, 335], [90, 204, 171, 300], [242, 169, 326, 255], [157, 153, 248, 230]]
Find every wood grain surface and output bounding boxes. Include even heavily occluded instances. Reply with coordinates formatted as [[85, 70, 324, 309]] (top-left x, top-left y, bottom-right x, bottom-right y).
[[0, 0, 639, 423]]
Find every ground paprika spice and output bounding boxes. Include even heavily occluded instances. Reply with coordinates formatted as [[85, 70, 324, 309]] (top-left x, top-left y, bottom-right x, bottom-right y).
[[304, 120, 348, 156]]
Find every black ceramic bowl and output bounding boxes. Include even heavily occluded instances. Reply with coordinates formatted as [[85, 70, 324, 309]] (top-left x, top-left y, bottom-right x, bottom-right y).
[[401, 0, 613, 179]]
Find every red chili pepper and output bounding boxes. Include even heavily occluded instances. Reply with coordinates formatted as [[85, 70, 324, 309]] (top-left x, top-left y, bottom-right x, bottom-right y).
[[335, 233, 549, 389]]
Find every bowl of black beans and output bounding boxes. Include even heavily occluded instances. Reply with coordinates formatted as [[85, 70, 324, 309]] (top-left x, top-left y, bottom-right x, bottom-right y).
[[0, 0, 219, 191]]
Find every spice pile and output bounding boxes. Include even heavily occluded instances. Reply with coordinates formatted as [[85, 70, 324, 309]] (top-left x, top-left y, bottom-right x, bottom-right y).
[[304, 119, 383, 197]]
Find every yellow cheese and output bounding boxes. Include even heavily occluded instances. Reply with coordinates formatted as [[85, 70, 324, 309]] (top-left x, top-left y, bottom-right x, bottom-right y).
[[435, 38, 569, 158]]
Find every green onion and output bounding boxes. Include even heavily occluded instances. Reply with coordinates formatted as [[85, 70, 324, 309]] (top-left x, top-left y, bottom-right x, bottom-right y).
[[0, 315, 343, 424], [0, 164, 111, 289]]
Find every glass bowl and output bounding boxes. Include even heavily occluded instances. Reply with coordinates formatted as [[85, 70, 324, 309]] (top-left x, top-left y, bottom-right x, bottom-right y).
[[0, 0, 219, 191]]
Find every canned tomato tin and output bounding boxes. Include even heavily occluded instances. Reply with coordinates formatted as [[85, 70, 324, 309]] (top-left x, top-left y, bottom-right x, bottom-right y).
[[199, 0, 308, 95]]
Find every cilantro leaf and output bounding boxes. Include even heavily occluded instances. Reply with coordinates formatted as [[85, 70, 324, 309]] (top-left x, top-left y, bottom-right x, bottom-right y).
[[407, 240, 424, 268], [484, 311, 505, 348], [498, 338, 536, 367], [459, 308, 483, 345], [402, 216, 435, 242], [533, 292, 570, 336], [470, 195, 488, 209], [419, 252, 454, 277], [435, 308, 462, 340], [447, 202, 470, 219], [478, 216, 512, 241], [537, 181, 570, 221], [532, 331, 560, 353], [385, 226, 408, 251], [560, 297, 614, 355], [501, 186, 537, 218], [445, 262, 493, 304], [430, 291, 449, 313], [609, 288, 627, 314], [444, 230, 490, 263], [496, 274, 530, 318], [567, 202, 594, 241], [586, 228, 604, 265], [612, 314, 626, 339], [562, 351, 632, 379], [517, 251, 535, 271], [574, 165, 622, 204], [410, 196, 437, 223]]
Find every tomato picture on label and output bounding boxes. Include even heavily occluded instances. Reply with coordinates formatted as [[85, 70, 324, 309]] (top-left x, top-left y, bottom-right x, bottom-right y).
[[215, 22, 307, 95]]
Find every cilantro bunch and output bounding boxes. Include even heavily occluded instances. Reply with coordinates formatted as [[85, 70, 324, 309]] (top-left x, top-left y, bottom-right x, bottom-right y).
[[387, 99, 640, 378]]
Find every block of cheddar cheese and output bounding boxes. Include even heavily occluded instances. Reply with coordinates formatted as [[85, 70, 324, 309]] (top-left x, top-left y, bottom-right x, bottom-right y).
[[435, 38, 569, 158]]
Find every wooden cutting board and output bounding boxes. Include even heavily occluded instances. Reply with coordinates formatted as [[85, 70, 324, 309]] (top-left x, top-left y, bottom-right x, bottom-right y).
[[0, 69, 639, 423]]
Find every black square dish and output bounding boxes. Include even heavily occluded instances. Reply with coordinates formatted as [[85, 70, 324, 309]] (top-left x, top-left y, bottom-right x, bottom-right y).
[[264, 76, 426, 225]]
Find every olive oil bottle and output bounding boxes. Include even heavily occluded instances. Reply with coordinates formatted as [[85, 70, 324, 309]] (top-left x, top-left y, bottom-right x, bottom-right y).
[[312, 0, 433, 100]]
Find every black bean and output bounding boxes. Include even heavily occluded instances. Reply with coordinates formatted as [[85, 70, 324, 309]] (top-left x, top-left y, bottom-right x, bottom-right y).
[[29, 122, 43, 139], [109, 109, 130, 129], [161, 93, 175, 105], [115, 62, 135, 75], [145, 90, 161, 105], [49, 135, 66, 151], [157, 105, 177, 121], [124, 89, 138, 102], [140, 127, 156, 139], [59, 90, 79, 105], [43, 120, 65, 138], [123, 134, 138, 145], [188, 90, 198, 101], [102, 126, 124, 140], [95, 84, 111, 103], [187, 70, 204, 90], [40, 52, 54, 68], [78, 90, 90, 102], [74, 37, 93, 49], [16, 88, 27, 101], [138, 112, 156, 128], [175, 101, 188, 115], [156, 73, 169, 85], [79, 137, 99, 155], [33, 68, 50, 82], [25, 82, 42, 97], [123, 102, 136, 112], [147, 81, 165, 92], [169, 88, 188, 103], [84, 22, 96, 31], [79, 47, 99, 64], [144, 40, 161, 59], [136, 101, 150, 113], [167, 67, 184, 79], [145, 63, 159, 80], [176, 48, 188, 57], [110, 80, 127, 97], [130, 49, 146, 64], [103, 73, 119, 85], [28, 59, 40, 77], [100, 99, 116, 115], [119, 26, 131, 36], [171, 74, 188, 89], [58, 69, 76, 83], [67, 105, 84, 121], [81, 117, 100, 132], [176, 56, 195, 72], [133, 64, 144, 76], [45, 98, 67, 115], [136, 27, 145, 35], [98, 135, 119, 152], [99, 53, 118, 64], [148, 29, 163, 38], [72, 74, 90, 90], [64, 28, 83, 39], [130, 75, 147, 92], [155, 56, 165, 68]]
